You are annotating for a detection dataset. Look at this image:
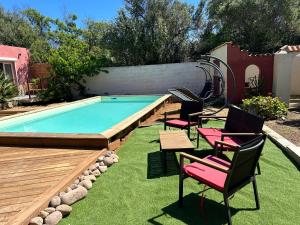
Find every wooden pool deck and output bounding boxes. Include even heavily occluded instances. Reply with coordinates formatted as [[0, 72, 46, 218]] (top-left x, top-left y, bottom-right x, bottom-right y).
[[0, 146, 104, 225]]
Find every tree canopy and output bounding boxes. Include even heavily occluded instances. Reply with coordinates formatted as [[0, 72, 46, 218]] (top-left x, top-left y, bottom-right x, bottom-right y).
[[0, 0, 299, 101], [203, 0, 300, 53], [102, 0, 194, 65], [1, 0, 299, 63]]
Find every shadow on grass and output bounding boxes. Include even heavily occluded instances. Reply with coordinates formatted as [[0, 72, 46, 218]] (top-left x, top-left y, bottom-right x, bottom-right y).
[[148, 192, 258, 225], [147, 193, 239, 225], [147, 151, 179, 178], [147, 149, 226, 179]]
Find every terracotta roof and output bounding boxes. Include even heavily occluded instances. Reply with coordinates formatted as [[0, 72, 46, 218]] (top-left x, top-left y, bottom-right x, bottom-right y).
[[280, 45, 300, 52]]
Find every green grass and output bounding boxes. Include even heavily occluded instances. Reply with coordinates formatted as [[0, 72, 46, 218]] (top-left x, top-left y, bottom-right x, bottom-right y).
[[60, 121, 300, 225]]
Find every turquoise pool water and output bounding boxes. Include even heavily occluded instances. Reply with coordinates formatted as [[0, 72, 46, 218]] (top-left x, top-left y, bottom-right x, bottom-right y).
[[0, 96, 161, 134]]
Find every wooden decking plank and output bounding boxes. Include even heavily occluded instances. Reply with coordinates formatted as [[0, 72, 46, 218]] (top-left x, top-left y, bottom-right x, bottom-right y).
[[1, 181, 56, 195], [7, 149, 105, 225], [0, 212, 18, 223], [0, 150, 93, 162], [0, 188, 47, 201], [2, 168, 71, 183], [0, 203, 30, 214], [0, 176, 61, 188], [0, 194, 48, 207], [0, 162, 76, 175], [0, 165, 75, 179], [0, 145, 105, 225], [0, 153, 92, 167]]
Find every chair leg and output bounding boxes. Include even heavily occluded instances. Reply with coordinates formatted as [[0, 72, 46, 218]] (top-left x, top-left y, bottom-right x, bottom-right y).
[[179, 175, 184, 207], [224, 195, 232, 225], [252, 177, 260, 209], [197, 132, 200, 148], [256, 162, 261, 175]]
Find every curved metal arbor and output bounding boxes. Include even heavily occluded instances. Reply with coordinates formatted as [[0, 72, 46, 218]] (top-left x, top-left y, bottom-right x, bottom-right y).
[[196, 55, 236, 115]]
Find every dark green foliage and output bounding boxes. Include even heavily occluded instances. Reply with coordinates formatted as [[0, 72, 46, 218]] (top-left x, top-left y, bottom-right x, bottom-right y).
[[241, 96, 288, 120], [103, 0, 194, 65], [0, 72, 18, 104], [0, 7, 38, 48], [1, 1, 300, 102], [38, 29, 108, 102], [200, 0, 300, 54]]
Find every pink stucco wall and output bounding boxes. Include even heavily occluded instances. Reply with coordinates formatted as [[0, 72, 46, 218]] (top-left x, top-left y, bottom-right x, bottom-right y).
[[0, 45, 29, 85]]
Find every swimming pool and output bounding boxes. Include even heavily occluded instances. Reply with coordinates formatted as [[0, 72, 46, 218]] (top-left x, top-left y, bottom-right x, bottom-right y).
[[0, 96, 160, 134], [0, 95, 170, 148]]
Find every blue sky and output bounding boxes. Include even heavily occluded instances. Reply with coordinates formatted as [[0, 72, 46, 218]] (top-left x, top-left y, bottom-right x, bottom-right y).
[[0, 0, 199, 26]]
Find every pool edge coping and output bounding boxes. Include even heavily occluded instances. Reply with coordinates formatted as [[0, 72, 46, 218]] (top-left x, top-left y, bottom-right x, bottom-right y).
[[101, 94, 171, 139], [0, 96, 102, 122], [0, 94, 170, 148]]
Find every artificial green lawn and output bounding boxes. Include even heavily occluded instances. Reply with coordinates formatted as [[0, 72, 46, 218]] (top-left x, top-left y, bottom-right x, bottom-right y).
[[60, 121, 300, 225]]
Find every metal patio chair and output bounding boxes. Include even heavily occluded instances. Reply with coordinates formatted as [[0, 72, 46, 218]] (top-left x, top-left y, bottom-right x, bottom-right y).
[[179, 134, 266, 225], [196, 105, 264, 174], [164, 100, 204, 138]]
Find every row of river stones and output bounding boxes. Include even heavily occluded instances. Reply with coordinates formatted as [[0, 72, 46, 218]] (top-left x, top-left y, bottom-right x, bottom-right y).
[[29, 151, 119, 225]]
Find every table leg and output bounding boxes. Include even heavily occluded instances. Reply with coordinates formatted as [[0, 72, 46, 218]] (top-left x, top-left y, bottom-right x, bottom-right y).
[[163, 151, 167, 173]]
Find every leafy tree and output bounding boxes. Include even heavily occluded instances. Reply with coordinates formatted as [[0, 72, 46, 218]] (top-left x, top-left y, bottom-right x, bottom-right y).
[[21, 8, 52, 63], [103, 0, 194, 65], [0, 6, 38, 48], [82, 20, 112, 65], [22, 8, 52, 37], [38, 17, 108, 102], [196, 0, 300, 53]]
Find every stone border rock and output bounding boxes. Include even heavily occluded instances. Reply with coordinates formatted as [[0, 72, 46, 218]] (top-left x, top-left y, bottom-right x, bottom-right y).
[[29, 151, 119, 225], [263, 125, 300, 165]]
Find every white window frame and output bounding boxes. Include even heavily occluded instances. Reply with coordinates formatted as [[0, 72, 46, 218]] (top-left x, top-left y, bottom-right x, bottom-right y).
[[0, 62, 17, 83]]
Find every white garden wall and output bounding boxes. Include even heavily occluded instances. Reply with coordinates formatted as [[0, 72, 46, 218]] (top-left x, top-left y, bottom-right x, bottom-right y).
[[210, 43, 228, 98], [273, 52, 300, 103], [290, 54, 300, 95], [84, 62, 206, 95]]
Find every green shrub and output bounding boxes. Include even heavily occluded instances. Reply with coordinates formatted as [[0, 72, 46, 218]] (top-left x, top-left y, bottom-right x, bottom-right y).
[[0, 72, 18, 106], [241, 96, 288, 120]]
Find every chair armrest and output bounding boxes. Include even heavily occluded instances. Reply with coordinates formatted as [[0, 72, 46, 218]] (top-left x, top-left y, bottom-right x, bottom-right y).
[[214, 140, 240, 149], [180, 152, 230, 173], [221, 132, 263, 139], [188, 111, 203, 117], [198, 115, 227, 119]]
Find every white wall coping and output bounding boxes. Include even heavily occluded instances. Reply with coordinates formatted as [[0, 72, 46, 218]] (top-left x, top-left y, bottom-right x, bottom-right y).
[[0, 57, 17, 62], [263, 125, 300, 165]]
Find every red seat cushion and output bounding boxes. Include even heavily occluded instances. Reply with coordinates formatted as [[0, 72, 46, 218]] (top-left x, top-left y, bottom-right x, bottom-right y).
[[184, 162, 227, 191], [165, 119, 197, 128], [197, 128, 243, 149]]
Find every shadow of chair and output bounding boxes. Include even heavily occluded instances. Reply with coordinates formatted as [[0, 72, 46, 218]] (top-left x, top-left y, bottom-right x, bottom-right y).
[[147, 151, 179, 179], [147, 149, 219, 179], [148, 193, 242, 225]]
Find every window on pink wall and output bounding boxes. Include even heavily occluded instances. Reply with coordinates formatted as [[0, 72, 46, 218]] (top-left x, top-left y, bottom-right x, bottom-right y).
[[0, 62, 15, 82]]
